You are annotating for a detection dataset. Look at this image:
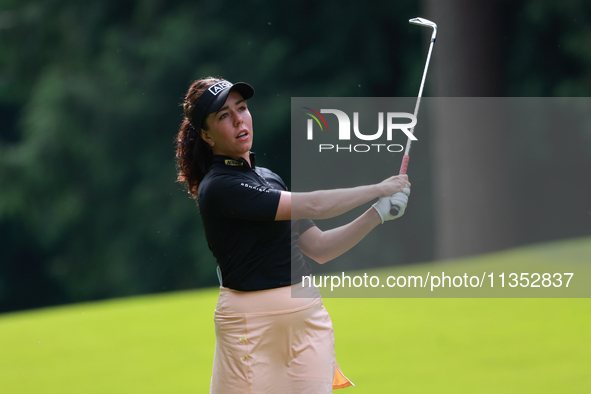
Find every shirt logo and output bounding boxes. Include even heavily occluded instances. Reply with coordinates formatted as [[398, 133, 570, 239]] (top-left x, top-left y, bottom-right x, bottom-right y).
[[208, 81, 233, 96], [241, 183, 270, 193], [224, 159, 243, 167]]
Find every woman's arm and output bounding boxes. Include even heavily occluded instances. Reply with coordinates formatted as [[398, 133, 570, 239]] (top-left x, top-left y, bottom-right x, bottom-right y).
[[297, 208, 382, 264], [297, 188, 410, 264], [274, 175, 410, 220]]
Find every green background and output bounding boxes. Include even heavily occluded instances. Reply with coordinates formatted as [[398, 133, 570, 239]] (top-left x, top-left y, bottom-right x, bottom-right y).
[[1, 237, 590, 392], [1, 1, 590, 392]]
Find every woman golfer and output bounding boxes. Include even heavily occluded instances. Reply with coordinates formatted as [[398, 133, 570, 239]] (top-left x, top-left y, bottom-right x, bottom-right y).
[[175, 77, 410, 393]]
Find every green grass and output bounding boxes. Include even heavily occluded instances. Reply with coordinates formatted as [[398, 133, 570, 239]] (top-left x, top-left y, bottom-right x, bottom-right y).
[[1, 238, 590, 393]]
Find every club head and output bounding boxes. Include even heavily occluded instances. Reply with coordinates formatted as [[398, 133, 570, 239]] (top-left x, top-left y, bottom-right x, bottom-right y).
[[409, 17, 437, 42]]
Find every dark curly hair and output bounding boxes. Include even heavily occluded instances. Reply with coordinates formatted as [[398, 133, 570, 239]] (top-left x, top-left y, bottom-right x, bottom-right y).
[[175, 77, 225, 200]]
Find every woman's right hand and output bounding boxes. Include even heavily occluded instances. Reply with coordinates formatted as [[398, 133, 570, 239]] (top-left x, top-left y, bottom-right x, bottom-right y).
[[376, 175, 411, 197]]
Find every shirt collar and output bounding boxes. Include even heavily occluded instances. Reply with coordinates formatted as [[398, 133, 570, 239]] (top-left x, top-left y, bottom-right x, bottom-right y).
[[212, 152, 256, 169]]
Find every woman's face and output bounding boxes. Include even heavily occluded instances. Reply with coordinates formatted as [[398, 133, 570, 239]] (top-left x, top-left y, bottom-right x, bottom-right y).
[[201, 90, 253, 161]]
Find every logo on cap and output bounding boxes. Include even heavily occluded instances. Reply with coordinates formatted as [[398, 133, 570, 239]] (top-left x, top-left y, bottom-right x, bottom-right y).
[[208, 81, 233, 96]]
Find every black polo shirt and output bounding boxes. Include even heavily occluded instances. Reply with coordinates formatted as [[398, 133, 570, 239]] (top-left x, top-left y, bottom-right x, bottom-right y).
[[198, 153, 314, 291]]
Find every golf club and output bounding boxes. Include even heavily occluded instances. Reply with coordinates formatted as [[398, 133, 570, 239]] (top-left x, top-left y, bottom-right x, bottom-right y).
[[390, 17, 437, 215]]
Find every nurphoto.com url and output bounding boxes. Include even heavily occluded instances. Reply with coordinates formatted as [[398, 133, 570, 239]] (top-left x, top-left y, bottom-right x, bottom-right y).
[[301, 272, 574, 292]]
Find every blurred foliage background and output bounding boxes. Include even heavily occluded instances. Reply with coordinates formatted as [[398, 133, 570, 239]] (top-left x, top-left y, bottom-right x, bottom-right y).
[[1, 0, 590, 313]]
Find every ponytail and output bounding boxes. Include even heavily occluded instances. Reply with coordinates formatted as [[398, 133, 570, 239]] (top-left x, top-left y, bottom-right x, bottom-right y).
[[192, 124, 213, 178], [175, 77, 223, 200]]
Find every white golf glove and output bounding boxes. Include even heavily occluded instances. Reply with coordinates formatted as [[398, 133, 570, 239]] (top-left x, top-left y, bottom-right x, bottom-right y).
[[372, 188, 410, 223]]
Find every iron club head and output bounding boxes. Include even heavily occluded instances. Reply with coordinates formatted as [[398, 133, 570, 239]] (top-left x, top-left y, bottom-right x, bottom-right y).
[[409, 17, 437, 42]]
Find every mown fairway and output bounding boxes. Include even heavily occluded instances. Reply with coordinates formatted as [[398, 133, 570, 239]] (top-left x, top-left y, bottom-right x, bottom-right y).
[[1, 238, 590, 393]]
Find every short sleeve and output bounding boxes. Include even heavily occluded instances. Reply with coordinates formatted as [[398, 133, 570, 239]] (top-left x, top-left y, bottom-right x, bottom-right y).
[[199, 175, 282, 221]]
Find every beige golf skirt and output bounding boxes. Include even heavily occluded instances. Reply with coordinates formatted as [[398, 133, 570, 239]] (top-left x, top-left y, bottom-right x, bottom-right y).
[[210, 283, 353, 393]]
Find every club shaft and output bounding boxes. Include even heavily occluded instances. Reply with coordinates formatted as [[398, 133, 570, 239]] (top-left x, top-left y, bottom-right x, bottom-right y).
[[390, 23, 436, 216], [404, 39, 434, 157]]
